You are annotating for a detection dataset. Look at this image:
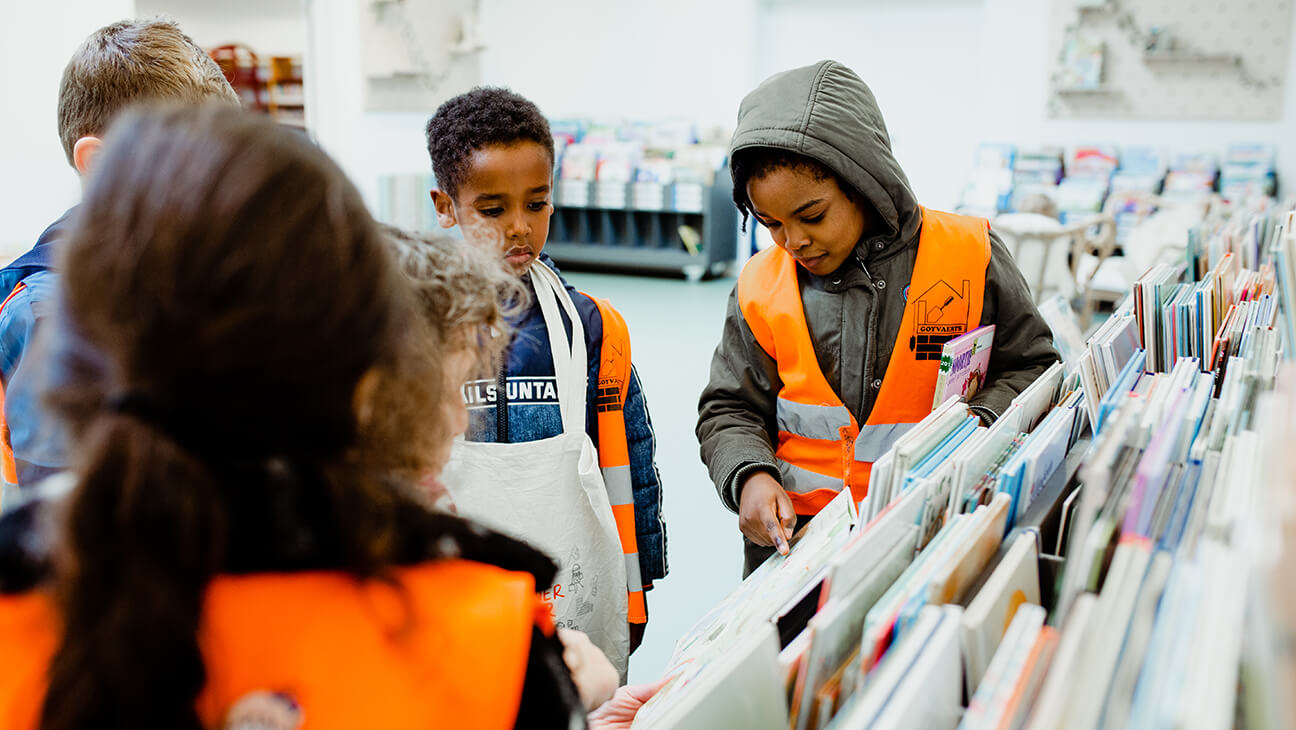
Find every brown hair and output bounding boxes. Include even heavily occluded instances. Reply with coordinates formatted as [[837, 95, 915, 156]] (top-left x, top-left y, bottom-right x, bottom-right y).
[[365, 226, 526, 481], [40, 105, 449, 730], [56, 18, 237, 167]]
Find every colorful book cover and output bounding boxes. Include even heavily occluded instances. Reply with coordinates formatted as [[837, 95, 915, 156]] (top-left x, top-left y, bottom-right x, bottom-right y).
[[932, 325, 996, 410]]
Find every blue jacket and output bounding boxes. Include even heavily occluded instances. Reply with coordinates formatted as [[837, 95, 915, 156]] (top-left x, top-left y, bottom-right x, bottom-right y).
[[464, 256, 668, 585], [0, 209, 75, 487]]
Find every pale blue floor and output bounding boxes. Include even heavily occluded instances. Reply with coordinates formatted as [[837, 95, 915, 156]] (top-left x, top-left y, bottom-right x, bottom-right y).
[[564, 270, 745, 685]]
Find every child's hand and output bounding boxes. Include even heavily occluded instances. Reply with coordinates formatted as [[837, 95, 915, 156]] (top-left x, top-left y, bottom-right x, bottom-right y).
[[418, 473, 457, 513], [587, 678, 670, 730], [557, 628, 619, 711], [738, 472, 796, 555]]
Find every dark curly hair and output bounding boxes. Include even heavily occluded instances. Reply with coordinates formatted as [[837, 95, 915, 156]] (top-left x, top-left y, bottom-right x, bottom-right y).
[[730, 146, 856, 231], [425, 86, 554, 199]]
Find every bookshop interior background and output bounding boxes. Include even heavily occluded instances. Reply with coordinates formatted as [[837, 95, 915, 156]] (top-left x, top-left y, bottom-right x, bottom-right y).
[[3, 0, 1294, 685]]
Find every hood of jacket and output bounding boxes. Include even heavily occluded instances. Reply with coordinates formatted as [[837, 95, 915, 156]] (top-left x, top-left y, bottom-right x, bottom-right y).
[[729, 60, 922, 261]]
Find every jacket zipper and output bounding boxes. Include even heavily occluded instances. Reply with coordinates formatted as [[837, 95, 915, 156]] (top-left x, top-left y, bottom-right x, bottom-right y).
[[495, 361, 509, 441], [856, 253, 880, 420]]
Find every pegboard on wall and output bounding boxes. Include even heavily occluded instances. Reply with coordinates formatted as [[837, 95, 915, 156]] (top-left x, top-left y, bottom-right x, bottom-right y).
[[361, 0, 485, 112], [1048, 0, 1293, 120]]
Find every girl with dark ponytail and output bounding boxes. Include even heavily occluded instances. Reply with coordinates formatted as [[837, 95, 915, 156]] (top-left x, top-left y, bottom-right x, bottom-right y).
[[0, 104, 635, 729]]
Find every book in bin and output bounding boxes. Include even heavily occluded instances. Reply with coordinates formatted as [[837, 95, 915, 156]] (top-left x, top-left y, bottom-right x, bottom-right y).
[[932, 325, 996, 410]]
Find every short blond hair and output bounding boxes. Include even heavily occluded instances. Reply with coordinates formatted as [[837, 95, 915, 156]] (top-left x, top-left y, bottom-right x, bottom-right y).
[[57, 18, 238, 166]]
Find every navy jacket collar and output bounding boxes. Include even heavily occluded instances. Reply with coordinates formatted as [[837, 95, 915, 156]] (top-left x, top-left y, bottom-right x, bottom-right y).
[[0, 207, 76, 295]]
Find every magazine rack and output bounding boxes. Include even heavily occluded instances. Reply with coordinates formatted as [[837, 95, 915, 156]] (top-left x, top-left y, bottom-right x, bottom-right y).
[[544, 167, 738, 281]]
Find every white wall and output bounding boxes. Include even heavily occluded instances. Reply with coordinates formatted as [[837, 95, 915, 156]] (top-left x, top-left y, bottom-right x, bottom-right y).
[[6, 0, 1295, 256], [754, 0, 987, 213], [478, 0, 758, 134], [756, 0, 1296, 210], [479, 0, 1296, 211], [0, 0, 136, 258], [305, 0, 481, 208], [0, 0, 309, 259], [478, 0, 992, 210], [297, 0, 1296, 222], [136, 0, 308, 55], [306, 0, 763, 212]]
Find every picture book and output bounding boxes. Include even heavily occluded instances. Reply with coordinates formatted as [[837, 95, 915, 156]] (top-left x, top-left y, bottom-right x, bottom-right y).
[[961, 603, 1047, 730], [836, 606, 963, 730], [927, 494, 1011, 606], [1100, 551, 1172, 729], [647, 490, 856, 724], [1011, 362, 1065, 435], [792, 525, 918, 730], [1061, 539, 1152, 730], [1026, 593, 1097, 730], [866, 606, 964, 730], [932, 325, 996, 410], [961, 531, 1042, 694], [631, 622, 786, 730]]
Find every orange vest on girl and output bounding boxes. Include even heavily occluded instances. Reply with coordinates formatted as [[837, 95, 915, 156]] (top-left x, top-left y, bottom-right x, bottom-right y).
[[737, 207, 991, 515], [0, 560, 546, 730]]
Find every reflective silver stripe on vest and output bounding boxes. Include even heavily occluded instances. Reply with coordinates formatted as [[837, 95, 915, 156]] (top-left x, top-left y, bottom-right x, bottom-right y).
[[776, 398, 852, 440], [624, 553, 644, 593], [601, 465, 633, 507], [778, 461, 845, 495], [777, 395, 916, 465], [853, 422, 917, 463], [603, 465, 640, 593]]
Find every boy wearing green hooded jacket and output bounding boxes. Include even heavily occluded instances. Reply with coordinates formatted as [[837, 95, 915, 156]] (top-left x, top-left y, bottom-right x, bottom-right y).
[[697, 60, 1060, 576]]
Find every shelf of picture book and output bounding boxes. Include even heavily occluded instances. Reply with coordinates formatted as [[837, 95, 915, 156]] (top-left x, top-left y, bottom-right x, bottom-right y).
[[630, 206, 1296, 730], [543, 176, 738, 281]]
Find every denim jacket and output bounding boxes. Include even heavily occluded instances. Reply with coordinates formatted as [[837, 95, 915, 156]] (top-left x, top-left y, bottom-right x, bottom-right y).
[[464, 256, 668, 585], [0, 208, 76, 488]]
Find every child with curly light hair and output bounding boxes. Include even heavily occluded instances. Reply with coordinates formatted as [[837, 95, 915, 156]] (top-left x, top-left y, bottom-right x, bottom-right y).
[[368, 225, 527, 509]]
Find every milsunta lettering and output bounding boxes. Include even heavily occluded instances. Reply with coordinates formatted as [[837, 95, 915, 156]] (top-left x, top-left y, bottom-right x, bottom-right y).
[[463, 377, 560, 408]]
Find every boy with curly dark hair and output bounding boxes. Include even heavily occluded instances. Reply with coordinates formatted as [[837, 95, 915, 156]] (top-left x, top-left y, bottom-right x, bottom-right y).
[[425, 87, 666, 677]]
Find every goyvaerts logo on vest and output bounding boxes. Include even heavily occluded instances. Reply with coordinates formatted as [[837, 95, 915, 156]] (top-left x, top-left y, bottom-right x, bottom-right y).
[[908, 279, 972, 361]]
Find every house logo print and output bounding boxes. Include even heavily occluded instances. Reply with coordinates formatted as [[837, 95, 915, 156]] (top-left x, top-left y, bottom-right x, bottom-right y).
[[909, 279, 971, 361], [596, 339, 627, 413]]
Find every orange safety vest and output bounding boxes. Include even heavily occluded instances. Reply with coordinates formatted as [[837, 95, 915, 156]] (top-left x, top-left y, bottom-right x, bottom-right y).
[[0, 560, 546, 730], [737, 207, 991, 515], [581, 293, 647, 624]]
